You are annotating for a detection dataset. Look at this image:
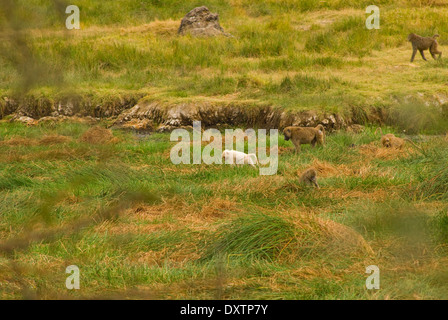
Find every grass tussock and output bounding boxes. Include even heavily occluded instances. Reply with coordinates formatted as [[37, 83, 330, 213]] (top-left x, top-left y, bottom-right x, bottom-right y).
[[203, 212, 372, 263], [308, 159, 352, 177], [0, 136, 38, 146], [358, 141, 416, 160], [410, 164, 448, 201], [38, 134, 71, 145], [79, 126, 118, 144]]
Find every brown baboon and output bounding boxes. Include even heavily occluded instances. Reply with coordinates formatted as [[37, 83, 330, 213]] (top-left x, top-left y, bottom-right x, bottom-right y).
[[375, 128, 403, 148], [381, 133, 405, 149], [299, 168, 320, 188], [408, 33, 442, 62], [283, 124, 325, 153], [380, 133, 425, 154], [376, 128, 426, 154]]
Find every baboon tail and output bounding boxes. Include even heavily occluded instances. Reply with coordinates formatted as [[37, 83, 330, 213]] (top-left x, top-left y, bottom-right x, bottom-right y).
[[403, 138, 427, 156], [374, 127, 383, 136]]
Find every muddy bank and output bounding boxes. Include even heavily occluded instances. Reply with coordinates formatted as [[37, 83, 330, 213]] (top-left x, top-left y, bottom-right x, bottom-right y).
[[111, 100, 359, 132], [0, 94, 140, 119], [0, 94, 432, 132]]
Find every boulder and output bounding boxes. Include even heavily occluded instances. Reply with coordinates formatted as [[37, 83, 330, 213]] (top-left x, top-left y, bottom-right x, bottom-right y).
[[178, 6, 231, 37], [12, 115, 38, 126], [116, 118, 154, 133], [347, 124, 365, 134]]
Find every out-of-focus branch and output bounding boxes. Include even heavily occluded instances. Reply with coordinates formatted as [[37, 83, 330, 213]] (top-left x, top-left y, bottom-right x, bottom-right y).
[[0, 0, 69, 92], [0, 190, 157, 254]]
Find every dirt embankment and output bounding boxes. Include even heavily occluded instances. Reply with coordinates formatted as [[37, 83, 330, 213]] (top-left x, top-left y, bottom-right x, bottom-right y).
[[0, 95, 140, 119], [111, 100, 350, 132], [0, 95, 392, 132]]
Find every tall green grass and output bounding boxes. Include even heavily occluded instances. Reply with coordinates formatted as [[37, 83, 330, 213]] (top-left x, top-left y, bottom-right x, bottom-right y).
[[410, 163, 448, 201], [203, 213, 296, 261]]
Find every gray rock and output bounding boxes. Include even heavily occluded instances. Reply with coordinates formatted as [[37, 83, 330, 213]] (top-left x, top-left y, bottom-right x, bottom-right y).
[[178, 6, 232, 37]]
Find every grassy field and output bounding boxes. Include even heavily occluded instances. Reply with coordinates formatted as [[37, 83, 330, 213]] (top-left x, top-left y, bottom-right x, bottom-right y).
[[1, 0, 448, 114], [1, 0, 448, 300], [0, 122, 447, 299]]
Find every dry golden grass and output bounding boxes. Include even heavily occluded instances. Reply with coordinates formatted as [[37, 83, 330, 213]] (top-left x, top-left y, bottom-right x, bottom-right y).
[[359, 142, 416, 160], [274, 146, 292, 155], [38, 134, 71, 145], [0, 137, 38, 146], [319, 218, 374, 255], [126, 247, 202, 267], [91, 198, 232, 268], [309, 158, 396, 180], [120, 19, 179, 36], [0, 134, 71, 147], [325, 188, 392, 202], [308, 159, 351, 177], [0, 147, 79, 162], [26, 149, 76, 161], [209, 175, 286, 197], [95, 220, 178, 235], [290, 265, 344, 281], [95, 196, 240, 238], [349, 162, 378, 178], [199, 197, 238, 218]]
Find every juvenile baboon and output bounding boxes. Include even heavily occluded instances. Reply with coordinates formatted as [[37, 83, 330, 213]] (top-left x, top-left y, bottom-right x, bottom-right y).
[[283, 124, 325, 153], [380, 132, 426, 155], [299, 168, 319, 188], [375, 128, 403, 148], [222, 149, 258, 167], [376, 128, 426, 153], [408, 33, 442, 62], [381, 133, 405, 149]]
